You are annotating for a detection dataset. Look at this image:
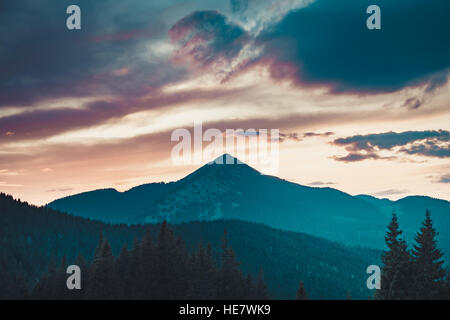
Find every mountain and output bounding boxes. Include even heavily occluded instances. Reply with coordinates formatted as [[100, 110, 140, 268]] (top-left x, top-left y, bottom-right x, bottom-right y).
[[47, 182, 178, 223], [0, 193, 380, 299], [48, 154, 450, 257], [356, 194, 450, 257], [355, 194, 393, 208]]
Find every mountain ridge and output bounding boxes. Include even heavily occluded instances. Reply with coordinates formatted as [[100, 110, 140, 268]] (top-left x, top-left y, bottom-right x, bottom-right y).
[[47, 154, 450, 257]]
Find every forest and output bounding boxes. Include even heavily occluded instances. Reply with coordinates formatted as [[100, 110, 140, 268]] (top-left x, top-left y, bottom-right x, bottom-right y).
[[0, 193, 448, 299], [31, 223, 271, 300]]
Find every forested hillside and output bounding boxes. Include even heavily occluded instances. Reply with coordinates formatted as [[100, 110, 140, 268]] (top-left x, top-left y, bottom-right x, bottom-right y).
[[0, 193, 380, 299]]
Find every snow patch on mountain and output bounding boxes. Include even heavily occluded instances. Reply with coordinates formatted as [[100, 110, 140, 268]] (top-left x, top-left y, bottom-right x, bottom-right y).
[[155, 172, 235, 220]]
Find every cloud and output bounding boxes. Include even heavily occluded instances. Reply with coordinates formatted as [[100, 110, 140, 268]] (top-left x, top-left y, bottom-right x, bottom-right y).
[[169, 1, 313, 80], [303, 131, 334, 138], [278, 131, 334, 142], [171, 0, 450, 94], [230, 0, 313, 34], [256, 0, 450, 92], [334, 130, 450, 151], [372, 189, 409, 197], [308, 181, 335, 186], [279, 132, 301, 142], [46, 187, 74, 193], [402, 73, 448, 110], [0, 131, 175, 186], [0, 113, 368, 176], [438, 174, 450, 183], [425, 73, 449, 94], [402, 97, 424, 110], [0, 169, 21, 176], [0, 87, 247, 143], [332, 130, 450, 161], [401, 143, 450, 158], [0, 181, 23, 187], [230, 0, 248, 14], [332, 152, 392, 163], [169, 10, 250, 73], [0, 0, 186, 108]]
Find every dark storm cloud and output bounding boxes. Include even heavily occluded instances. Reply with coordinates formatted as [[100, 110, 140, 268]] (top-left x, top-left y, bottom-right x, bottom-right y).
[[169, 10, 249, 69], [0, 0, 186, 108], [333, 130, 450, 162], [257, 0, 450, 92]]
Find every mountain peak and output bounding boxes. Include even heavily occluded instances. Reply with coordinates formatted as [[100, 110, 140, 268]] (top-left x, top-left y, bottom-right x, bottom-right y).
[[210, 153, 242, 165]]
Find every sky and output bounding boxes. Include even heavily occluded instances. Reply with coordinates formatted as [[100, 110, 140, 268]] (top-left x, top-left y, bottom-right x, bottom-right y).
[[0, 0, 449, 205]]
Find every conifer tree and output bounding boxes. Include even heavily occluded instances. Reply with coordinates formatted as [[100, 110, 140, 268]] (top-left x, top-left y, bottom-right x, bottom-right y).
[[27, 222, 273, 300], [116, 244, 131, 298], [411, 210, 446, 299], [255, 269, 270, 300], [139, 228, 155, 298], [245, 274, 255, 300], [86, 236, 117, 299], [296, 280, 308, 300], [345, 290, 352, 300], [74, 254, 88, 299], [173, 236, 190, 298], [35, 255, 57, 299], [1, 269, 27, 300], [188, 243, 217, 299], [441, 269, 450, 299], [216, 229, 244, 299], [129, 238, 142, 298], [10, 274, 27, 299], [203, 243, 218, 299], [155, 221, 189, 299], [55, 256, 68, 299], [376, 212, 412, 300], [94, 232, 104, 259]]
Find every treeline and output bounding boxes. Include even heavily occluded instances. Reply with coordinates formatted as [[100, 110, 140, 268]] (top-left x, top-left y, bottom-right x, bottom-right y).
[[1, 193, 379, 299], [30, 222, 272, 300], [377, 210, 449, 299]]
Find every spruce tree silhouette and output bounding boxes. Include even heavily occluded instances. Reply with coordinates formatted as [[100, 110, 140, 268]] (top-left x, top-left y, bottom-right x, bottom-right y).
[[411, 210, 446, 299], [376, 211, 412, 299], [296, 281, 308, 300]]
